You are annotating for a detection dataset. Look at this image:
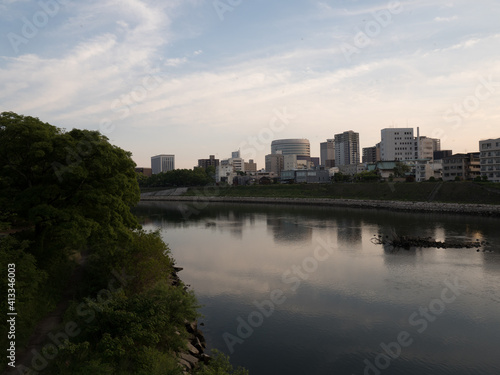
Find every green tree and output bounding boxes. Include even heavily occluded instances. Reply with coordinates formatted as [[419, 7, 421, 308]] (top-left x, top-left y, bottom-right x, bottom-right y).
[[0, 112, 140, 258], [393, 162, 411, 178]]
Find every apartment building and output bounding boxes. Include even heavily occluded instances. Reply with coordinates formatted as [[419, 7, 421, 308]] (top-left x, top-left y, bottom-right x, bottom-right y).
[[480, 138, 500, 182], [442, 153, 480, 181]]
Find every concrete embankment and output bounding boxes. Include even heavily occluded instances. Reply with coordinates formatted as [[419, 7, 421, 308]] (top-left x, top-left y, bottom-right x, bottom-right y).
[[140, 194, 500, 217]]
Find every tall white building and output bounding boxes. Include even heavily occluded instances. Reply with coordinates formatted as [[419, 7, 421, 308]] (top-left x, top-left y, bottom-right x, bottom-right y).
[[380, 128, 414, 161], [334, 131, 359, 166], [480, 138, 500, 182], [151, 154, 175, 174]]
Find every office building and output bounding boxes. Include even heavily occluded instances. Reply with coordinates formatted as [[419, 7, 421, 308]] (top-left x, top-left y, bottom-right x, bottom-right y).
[[151, 154, 175, 174], [380, 128, 414, 161], [271, 139, 310, 157], [320, 139, 335, 167], [334, 130, 360, 166], [480, 138, 500, 182]]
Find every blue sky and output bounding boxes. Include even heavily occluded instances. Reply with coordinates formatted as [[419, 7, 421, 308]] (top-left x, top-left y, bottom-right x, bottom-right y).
[[1, 0, 500, 169]]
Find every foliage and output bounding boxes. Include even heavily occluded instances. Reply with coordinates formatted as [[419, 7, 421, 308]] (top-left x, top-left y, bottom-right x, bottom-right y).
[[139, 168, 213, 188], [393, 162, 411, 178], [333, 172, 350, 182], [0, 111, 140, 258], [0, 236, 50, 363], [195, 350, 249, 375], [353, 171, 379, 182]]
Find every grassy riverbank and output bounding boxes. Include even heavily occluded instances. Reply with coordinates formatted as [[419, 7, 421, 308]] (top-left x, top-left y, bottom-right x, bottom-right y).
[[182, 182, 500, 205]]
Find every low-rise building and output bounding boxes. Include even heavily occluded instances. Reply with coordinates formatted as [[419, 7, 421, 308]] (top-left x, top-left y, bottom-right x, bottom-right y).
[[366, 161, 398, 180], [480, 138, 500, 182], [215, 164, 237, 185], [135, 167, 152, 177], [411, 159, 436, 182], [280, 170, 330, 184], [442, 153, 480, 181], [339, 163, 367, 176]]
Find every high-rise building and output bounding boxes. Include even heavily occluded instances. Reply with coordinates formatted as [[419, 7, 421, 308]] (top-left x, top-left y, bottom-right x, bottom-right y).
[[271, 139, 310, 157], [380, 128, 414, 161], [480, 138, 500, 182], [334, 130, 360, 166], [265, 153, 284, 176], [232, 150, 241, 159], [198, 155, 219, 169], [320, 139, 335, 167], [362, 144, 380, 163], [151, 154, 175, 174]]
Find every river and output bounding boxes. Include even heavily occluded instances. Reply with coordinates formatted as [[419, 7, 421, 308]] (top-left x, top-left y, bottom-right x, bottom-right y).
[[133, 201, 500, 375]]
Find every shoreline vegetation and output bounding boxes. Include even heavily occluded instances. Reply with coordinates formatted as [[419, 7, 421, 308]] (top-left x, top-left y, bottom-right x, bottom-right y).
[[0, 112, 247, 375], [140, 183, 500, 217]]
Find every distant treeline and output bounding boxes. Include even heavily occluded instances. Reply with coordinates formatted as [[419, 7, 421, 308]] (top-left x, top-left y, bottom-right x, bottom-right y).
[[138, 167, 215, 188]]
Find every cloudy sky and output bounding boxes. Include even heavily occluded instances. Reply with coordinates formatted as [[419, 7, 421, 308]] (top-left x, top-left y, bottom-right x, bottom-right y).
[[1, 0, 499, 169]]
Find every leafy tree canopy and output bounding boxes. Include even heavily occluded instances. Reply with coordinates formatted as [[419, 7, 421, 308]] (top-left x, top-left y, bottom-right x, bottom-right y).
[[0, 111, 140, 256]]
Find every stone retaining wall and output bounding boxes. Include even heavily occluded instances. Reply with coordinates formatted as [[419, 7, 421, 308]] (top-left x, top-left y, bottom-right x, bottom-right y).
[[140, 195, 500, 217]]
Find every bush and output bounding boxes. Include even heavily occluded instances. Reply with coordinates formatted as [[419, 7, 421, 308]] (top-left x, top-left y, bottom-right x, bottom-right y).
[[195, 350, 249, 375]]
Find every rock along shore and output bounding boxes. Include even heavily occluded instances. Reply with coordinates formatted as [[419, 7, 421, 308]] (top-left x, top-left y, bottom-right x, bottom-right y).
[[140, 194, 500, 217]]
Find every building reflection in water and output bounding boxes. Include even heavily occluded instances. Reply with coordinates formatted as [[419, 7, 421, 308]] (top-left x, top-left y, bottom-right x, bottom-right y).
[[266, 216, 313, 243]]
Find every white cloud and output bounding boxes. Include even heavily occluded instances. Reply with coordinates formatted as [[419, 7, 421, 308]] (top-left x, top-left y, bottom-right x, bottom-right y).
[[434, 15, 458, 22]]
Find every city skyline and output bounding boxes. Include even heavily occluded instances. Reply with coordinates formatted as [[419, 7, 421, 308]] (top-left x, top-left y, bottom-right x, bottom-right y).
[[1, 1, 499, 169]]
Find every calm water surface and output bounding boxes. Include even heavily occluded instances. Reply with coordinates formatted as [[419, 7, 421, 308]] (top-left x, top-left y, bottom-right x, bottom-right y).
[[133, 202, 500, 375]]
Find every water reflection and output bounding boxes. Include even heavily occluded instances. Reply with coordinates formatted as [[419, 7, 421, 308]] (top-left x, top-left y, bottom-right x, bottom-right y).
[[266, 217, 313, 243], [133, 202, 500, 375]]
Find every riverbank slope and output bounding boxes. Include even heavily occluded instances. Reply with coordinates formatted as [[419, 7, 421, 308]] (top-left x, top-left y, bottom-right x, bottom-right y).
[[140, 182, 500, 217]]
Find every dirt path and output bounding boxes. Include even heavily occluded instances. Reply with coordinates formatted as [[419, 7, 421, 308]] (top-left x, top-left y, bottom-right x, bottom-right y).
[[4, 251, 88, 375]]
